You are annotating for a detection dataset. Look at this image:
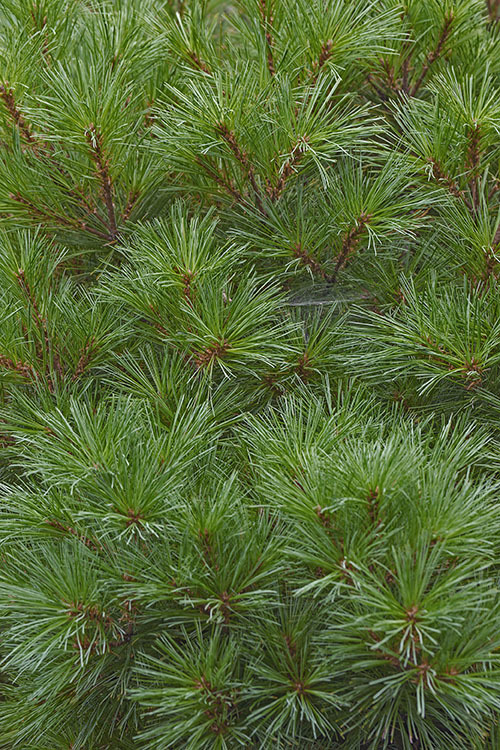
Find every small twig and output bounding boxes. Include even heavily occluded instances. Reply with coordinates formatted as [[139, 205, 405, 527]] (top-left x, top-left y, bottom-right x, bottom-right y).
[[425, 158, 473, 210], [0, 90, 109, 231], [493, 223, 500, 249], [187, 50, 211, 75], [268, 138, 307, 200], [466, 122, 481, 212], [258, 0, 276, 77], [0, 84, 35, 143], [381, 57, 398, 93], [195, 155, 247, 206], [330, 213, 371, 283], [486, 0, 500, 21], [292, 243, 333, 282], [30, 6, 50, 61], [216, 123, 267, 214], [121, 190, 140, 224], [72, 338, 97, 382], [400, 43, 414, 95], [148, 305, 169, 338], [488, 181, 500, 201], [193, 340, 229, 369], [16, 269, 63, 386], [143, 98, 156, 130], [16, 269, 44, 328], [46, 519, 100, 551], [410, 13, 454, 96], [86, 125, 118, 241], [0, 354, 35, 380], [366, 73, 389, 102], [41, 149, 108, 228], [310, 40, 334, 84], [9, 192, 110, 239]]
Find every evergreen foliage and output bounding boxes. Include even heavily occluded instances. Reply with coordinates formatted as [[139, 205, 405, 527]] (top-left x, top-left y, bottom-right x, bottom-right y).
[[1, 0, 500, 747]]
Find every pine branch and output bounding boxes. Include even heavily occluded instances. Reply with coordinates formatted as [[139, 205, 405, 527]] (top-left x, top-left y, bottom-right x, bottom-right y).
[[1, 4, 500, 747], [292, 243, 333, 282], [410, 13, 454, 96], [195, 155, 247, 206], [45, 519, 100, 551], [0, 84, 35, 143], [330, 213, 371, 282], [0, 354, 35, 379], [9, 191, 111, 239], [0, 86, 112, 231], [16, 268, 63, 386], [425, 158, 473, 210], [258, 0, 276, 77], [310, 40, 334, 84], [86, 125, 118, 241], [216, 123, 267, 214], [466, 122, 481, 211], [72, 338, 98, 382], [268, 138, 308, 201], [187, 50, 211, 75], [486, 0, 500, 21], [121, 190, 140, 224]]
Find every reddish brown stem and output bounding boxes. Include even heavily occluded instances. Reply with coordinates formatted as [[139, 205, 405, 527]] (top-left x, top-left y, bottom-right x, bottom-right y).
[[216, 123, 267, 215], [410, 14, 454, 96], [193, 340, 229, 369], [46, 519, 100, 551], [122, 190, 140, 224], [268, 139, 307, 201], [310, 40, 334, 84], [0, 354, 35, 379], [16, 269, 63, 384], [196, 155, 246, 206], [30, 6, 50, 60], [426, 158, 473, 210], [330, 214, 371, 283], [0, 84, 35, 142], [381, 57, 397, 93], [199, 528, 220, 571], [487, 0, 500, 21], [1, 85, 111, 236], [187, 50, 211, 75], [493, 223, 500, 248], [400, 40, 414, 94], [366, 73, 389, 102], [259, 0, 276, 77], [293, 243, 333, 281], [43, 151, 108, 228], [72, 338, 97, 381], [10, 191, 110, 239], [488, 181, 500, 201], [86, 125, 118, 241]]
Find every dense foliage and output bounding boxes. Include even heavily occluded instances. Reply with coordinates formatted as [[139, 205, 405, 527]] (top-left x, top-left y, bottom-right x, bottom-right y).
[[1, 0, 500, 747]]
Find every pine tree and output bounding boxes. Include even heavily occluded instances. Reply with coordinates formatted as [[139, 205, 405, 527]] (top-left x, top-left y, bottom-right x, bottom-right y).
[[1, 0, 500, 747]]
